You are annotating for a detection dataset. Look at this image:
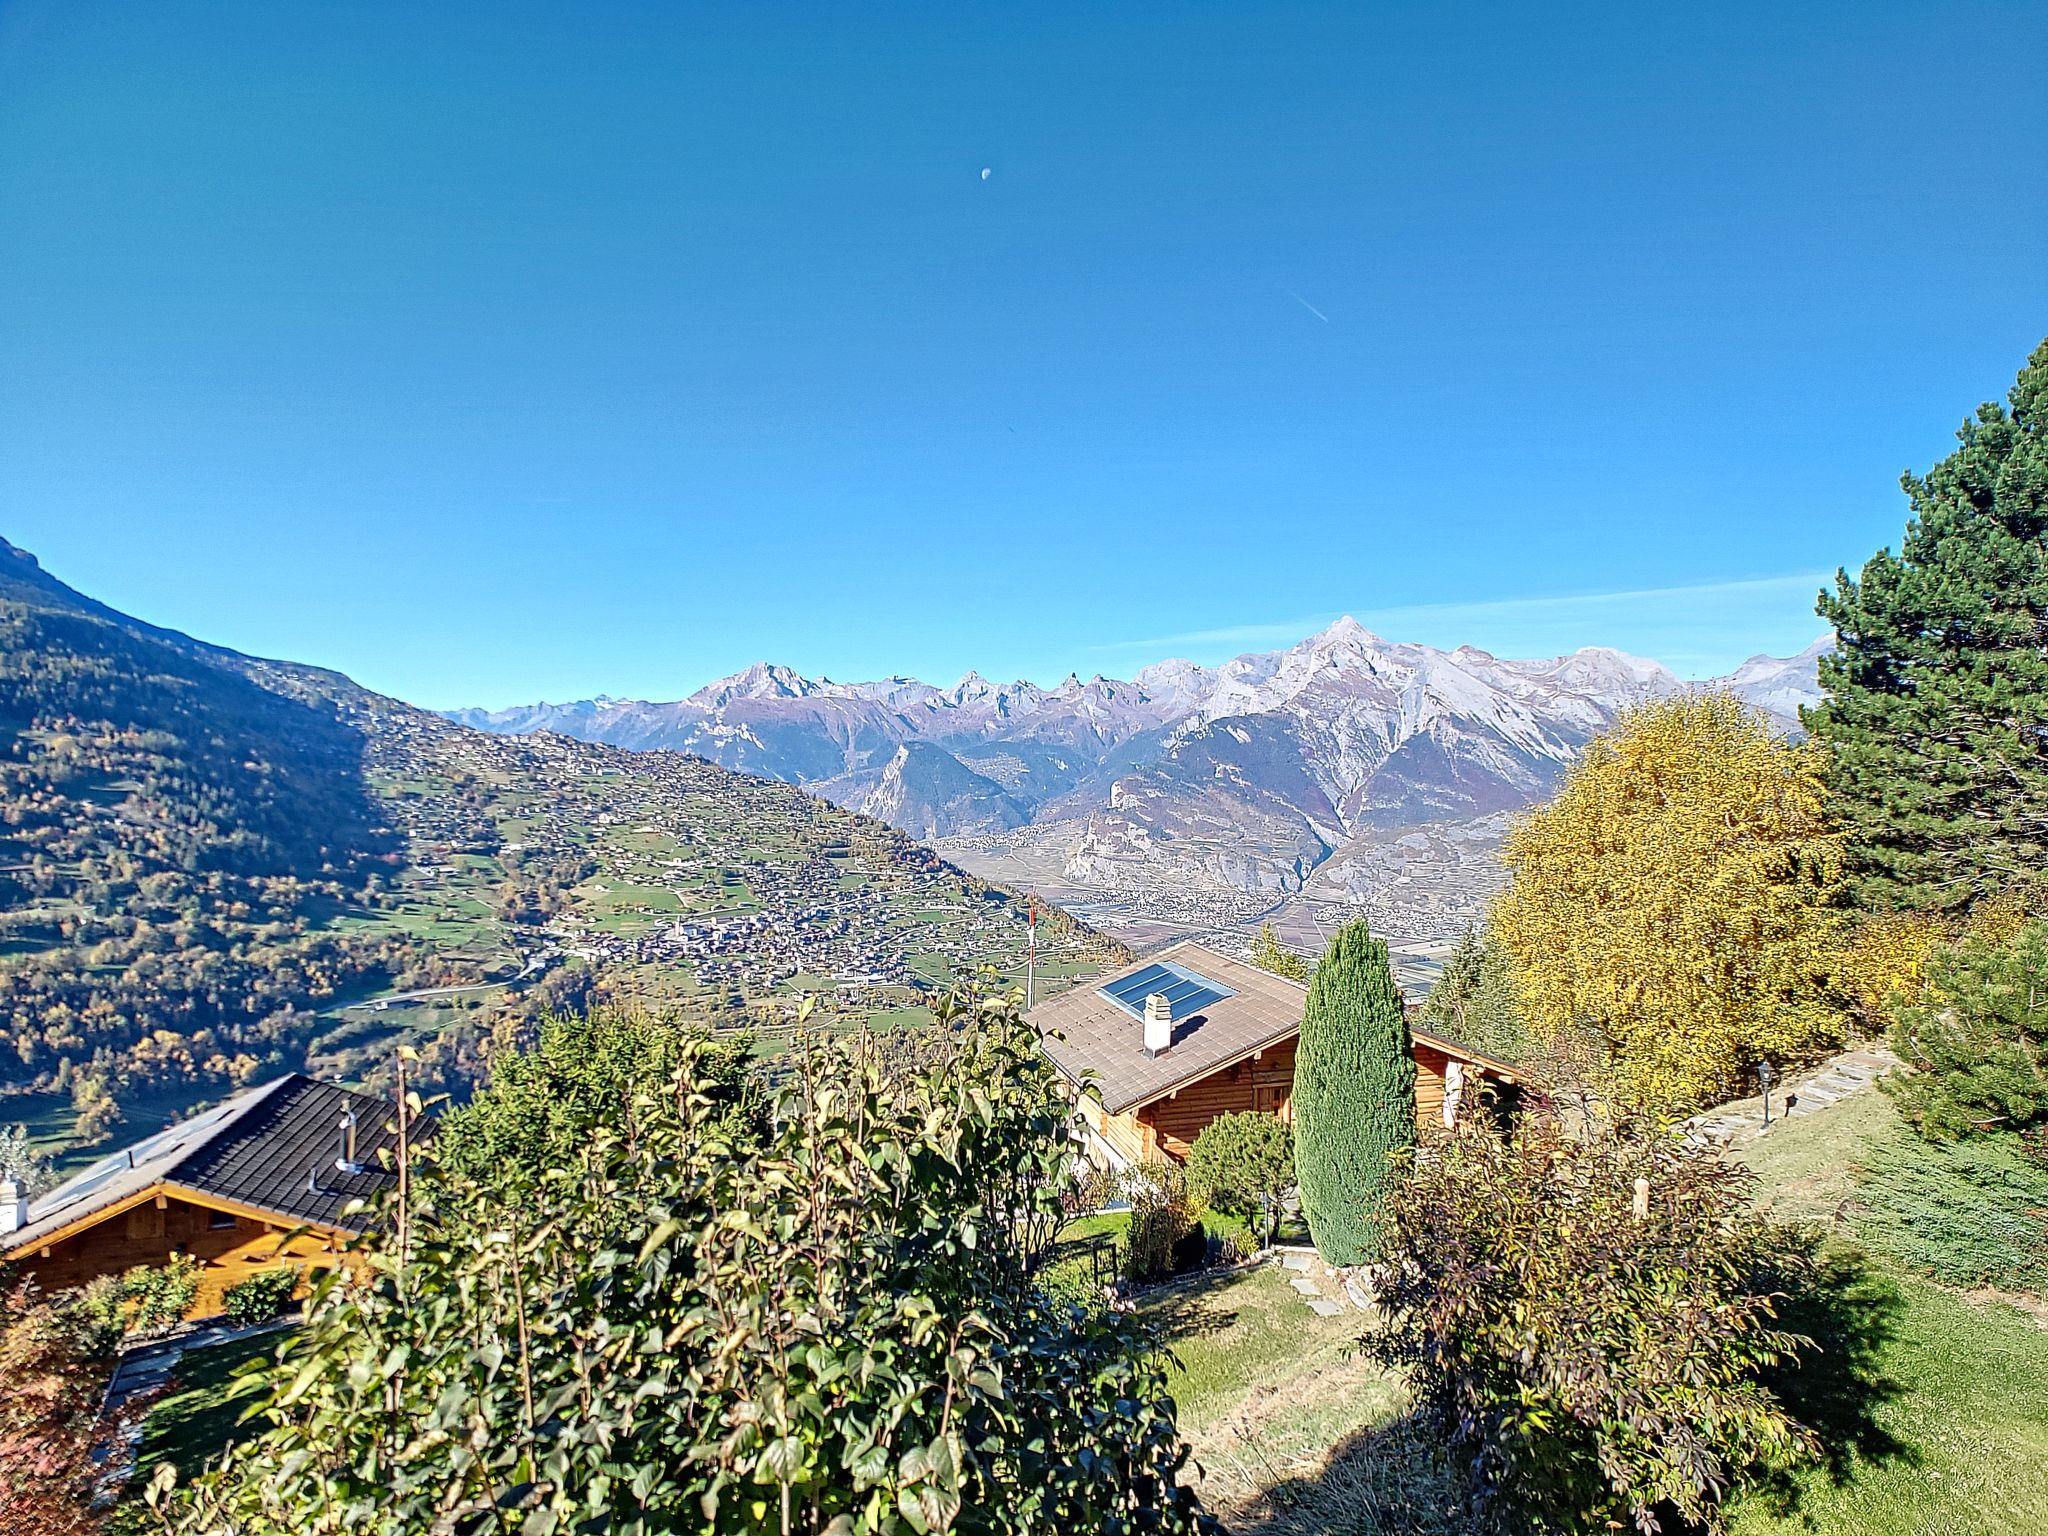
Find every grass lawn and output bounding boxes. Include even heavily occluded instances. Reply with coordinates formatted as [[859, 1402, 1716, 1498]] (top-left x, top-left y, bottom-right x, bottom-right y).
[[1140, 1264, 1412, 1528], [129, 1330, 288, 1493], [1722, 1090, 2048, 1536]]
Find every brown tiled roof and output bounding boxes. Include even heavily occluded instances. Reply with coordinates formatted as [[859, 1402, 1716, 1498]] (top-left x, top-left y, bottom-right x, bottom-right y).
[[1033, 941, 1524, 1115], [1033, 942, 1308, 1115]]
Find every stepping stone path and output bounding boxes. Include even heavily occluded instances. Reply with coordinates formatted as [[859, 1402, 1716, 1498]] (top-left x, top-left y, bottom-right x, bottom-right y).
[[1687, 1044, 1900, 1147]]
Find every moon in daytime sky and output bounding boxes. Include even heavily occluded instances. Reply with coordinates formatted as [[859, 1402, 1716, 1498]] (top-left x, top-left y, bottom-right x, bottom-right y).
[[979, 167, 992, 180]]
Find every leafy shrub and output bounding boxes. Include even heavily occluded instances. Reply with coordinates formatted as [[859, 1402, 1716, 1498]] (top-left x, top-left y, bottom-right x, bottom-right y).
[[1888, 920, 2048, 1139], [1187, 1112, 1294, 1237], [154, 984, 1206, 1535], [1034, 1255, 1108, 1319], [1294, 920, 1414, 1266], [120, 1255, 202, 1333], [1, 1277, 145, 1536], [1853, 1126, 2048, 1293], [221, 1267, 300, 1328], [1120, 1161, 1207, 1285], [1369, 1111, 1818, 1534]]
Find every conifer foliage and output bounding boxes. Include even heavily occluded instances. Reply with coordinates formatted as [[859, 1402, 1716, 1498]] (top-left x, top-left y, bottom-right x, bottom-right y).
[[1292, 920, 1415, 1267], [1809, 337, 2048, 912]]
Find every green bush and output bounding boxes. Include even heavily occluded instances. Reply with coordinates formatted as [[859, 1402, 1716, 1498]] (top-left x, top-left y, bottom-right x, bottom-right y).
[[1187, 1111, 1294, 1237], [221, 1267, 300, 1328], [1369, 1110, 1818, 1533], [1294, 920, 1415, 1266], [155, 984, 1205, 1535], [121, 1254, 202, 1333]]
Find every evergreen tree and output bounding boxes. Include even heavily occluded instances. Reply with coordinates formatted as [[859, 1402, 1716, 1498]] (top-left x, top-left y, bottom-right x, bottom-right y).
[[1887, 920, 2048, 1139], [1418, 924, 1531, 1065], [1292, 920, 1415, 1266], [1249, 921, 1310, 981], [1809, 338, 2048, 912]]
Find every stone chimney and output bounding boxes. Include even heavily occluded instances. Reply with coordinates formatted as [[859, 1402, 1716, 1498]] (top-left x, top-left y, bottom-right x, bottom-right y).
[[1143, 993, 1172, 1057], [0, 1176, 25, 1236]]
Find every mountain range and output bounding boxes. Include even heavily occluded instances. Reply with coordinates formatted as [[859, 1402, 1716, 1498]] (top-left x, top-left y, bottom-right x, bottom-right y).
[[451, 623, 1832, 901]]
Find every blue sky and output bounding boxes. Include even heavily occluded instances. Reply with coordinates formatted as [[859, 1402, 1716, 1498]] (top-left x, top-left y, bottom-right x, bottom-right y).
[[1, 1, 2042, 707]]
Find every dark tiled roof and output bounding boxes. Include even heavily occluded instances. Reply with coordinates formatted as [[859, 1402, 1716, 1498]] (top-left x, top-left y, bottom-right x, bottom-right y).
[[3, 1074, 424, 1255], [1032, 942, 1308, 1115]]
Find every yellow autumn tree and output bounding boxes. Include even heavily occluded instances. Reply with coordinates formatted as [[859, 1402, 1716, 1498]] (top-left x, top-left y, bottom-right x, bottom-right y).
[[1491, 692, 1847, 1114]]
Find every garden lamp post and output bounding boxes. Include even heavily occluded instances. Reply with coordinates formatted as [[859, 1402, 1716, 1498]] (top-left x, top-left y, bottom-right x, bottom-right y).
[[1758, 1060, 1775, 1127]]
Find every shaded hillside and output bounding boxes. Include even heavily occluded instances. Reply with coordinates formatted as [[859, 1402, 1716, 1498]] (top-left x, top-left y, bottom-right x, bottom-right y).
[[0, 540, 408, 1105]]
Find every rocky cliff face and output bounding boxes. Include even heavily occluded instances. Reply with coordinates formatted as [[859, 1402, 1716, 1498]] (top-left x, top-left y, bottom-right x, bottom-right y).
[[450, 619, 1830, 898]]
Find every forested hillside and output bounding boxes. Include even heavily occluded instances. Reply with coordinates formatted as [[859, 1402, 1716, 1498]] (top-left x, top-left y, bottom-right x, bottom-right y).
[[0, 539, 1111, 1153], [0, 540, 411, 1123]]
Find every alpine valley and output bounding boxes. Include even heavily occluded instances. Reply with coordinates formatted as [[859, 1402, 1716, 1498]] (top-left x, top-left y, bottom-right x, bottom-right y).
[[0, 535, 1111, 1164], [452, 622, 1831, 964]]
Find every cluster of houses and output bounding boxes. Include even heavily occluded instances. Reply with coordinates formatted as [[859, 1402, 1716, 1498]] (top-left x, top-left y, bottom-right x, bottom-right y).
[[3, 942, 1513, 1321]]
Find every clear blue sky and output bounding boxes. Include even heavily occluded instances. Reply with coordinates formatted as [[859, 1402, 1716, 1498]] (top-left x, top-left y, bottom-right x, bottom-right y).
[[1, 1, 2042, 707]]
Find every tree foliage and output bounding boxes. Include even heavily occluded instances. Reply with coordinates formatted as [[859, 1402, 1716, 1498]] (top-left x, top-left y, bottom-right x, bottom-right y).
[[152, 983, 1205, 1535], [1247, 923, 1309, 983], [1185, 1112, 1294, 1236], [1292, 920, 1414, 1267], [1492, 692, 1847, 1115], [1887, 919, 2048, 1139], [1368, 1112, 1818, 1534], [1809, 338, 2048, 912], [0, 1124, 52, 1197], [1415, 926, 1529, 1066], [435, 1006, 758, 1186]]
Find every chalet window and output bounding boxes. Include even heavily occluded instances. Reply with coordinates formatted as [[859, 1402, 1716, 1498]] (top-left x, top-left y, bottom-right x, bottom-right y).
[[208, 1210, 238, 1230]]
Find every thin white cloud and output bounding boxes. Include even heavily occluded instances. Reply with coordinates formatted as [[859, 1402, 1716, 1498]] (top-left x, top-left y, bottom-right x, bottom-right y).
[[1090, 572, 1834, 675], [1360, 571, 1832, 629]]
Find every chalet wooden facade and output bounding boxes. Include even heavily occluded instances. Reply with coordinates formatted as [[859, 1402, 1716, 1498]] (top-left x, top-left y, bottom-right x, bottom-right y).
[[1032, 941, 1516, 1170], [0, 1074, 418, 1320]]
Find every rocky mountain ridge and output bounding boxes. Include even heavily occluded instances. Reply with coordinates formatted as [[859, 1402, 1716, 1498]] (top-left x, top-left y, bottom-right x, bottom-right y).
[[451, 619, 1832, 901]]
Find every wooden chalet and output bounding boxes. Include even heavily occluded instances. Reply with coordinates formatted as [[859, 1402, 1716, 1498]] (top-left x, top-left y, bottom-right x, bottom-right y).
[[0, 1073, 419, 1319], [1032, 941, 1517, 1169]]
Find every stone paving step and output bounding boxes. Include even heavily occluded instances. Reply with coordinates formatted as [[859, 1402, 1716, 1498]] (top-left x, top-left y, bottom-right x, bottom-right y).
[[1306, 1297, 1344, 1317]]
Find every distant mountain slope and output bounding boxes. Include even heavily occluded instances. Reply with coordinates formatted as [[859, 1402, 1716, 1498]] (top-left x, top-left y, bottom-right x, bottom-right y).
[[452, 617, 1831, 900], [0, 538, 1112, 1146]]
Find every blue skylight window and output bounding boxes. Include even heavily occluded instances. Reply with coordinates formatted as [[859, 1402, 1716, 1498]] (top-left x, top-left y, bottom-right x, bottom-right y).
[[1098, 961, 1235, 1022]]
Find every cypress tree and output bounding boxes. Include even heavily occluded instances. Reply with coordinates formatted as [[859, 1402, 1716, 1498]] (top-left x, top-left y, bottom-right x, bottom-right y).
[[1292, 919, 1415, 1266], [1809, 338, 2048, 912]]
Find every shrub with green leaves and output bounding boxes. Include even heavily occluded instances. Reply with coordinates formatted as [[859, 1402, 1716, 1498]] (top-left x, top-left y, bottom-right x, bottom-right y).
[[1293, 920, 1414, 1267], [120, 1254, 201, 1333], [436, 1005, 759, 1185], [1888, 920, 2048, 1139], [1186, 1112, 1293, 1238], [152, 983, 1205, 1535], [1368, 1111, 1818, 1534], [221, 1267, 301, 1329]]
